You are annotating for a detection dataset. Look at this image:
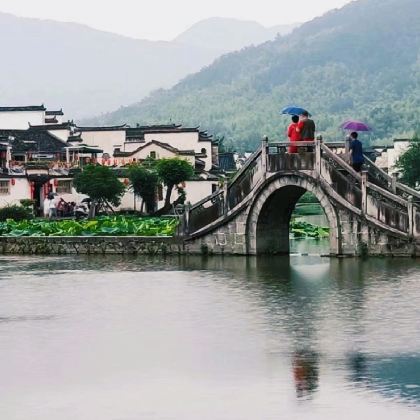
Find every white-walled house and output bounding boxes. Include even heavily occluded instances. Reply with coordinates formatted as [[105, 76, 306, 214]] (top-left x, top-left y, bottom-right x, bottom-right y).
[[75, 125, 127, 157], [0, 107, 221, 214], [114, 140, 196, 167], [122, 125, 215, 171]]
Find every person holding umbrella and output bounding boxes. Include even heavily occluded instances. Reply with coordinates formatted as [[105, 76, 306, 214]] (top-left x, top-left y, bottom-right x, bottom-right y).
[[340, 120, 371, 172], [287, 115, 301, 153], [281, 106, 314, 152], [297, 111, 316, 142], [349, 132, 364, 172]]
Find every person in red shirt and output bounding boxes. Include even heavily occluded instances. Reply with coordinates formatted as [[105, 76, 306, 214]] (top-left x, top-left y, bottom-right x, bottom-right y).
[[287, 115, 301, 153]]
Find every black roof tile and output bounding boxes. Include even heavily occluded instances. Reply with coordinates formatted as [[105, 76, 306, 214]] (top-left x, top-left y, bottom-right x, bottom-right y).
[[0, 105, 46, 112]]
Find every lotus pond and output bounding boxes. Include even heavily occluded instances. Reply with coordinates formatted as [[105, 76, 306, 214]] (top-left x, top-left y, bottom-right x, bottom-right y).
[[0, 216, 179, 237], [290, 219, 329, 239]]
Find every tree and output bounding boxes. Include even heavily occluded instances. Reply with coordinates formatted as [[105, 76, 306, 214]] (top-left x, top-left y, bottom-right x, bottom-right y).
[[128, 164, 159, 214], [73, 165, 125, 217], [156, 158, 194, 213], [395, 135, 420, 189]]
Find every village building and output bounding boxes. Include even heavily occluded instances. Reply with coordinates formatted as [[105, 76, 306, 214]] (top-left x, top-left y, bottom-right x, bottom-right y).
[[0, 106, 221, 214]]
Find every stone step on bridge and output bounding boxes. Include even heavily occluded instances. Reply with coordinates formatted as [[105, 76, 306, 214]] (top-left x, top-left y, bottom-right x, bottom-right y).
[[182, 138, 420, 256]]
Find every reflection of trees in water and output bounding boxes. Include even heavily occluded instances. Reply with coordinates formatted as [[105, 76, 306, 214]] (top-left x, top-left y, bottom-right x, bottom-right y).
[[348, 352, 420, 405], [293, 350, 319, 399]]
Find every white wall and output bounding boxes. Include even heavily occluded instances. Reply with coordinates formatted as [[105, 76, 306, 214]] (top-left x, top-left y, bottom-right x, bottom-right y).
[[182, 180, 218, 205], [0, 111, 45, 129], [80, 130, 126, 156], [48, 128, 71, 141], [389, 141, 410, 174], [118, 179, 218, 212], [0, 178, 31, 207], [143, 132, 212, 170]]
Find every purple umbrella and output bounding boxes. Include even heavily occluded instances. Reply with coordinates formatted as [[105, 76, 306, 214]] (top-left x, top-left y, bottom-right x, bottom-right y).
[[341, 120, 371, 132]]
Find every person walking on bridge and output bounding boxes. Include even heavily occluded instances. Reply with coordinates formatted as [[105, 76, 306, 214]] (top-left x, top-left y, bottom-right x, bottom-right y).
[[349, 132, 364, 172], [297, 111, 316, 151], [287, 115, 301, 153]]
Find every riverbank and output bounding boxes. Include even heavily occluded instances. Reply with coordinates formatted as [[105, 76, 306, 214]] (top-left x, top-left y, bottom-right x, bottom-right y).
[[0, 236, 181, 255]]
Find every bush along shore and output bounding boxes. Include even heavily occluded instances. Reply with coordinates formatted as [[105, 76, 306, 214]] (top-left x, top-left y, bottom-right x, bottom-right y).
[[0, 216, 179, 237]]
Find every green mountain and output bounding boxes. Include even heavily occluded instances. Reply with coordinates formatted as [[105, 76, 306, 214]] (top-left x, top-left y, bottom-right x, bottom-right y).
[[86, 0, 420, 151]]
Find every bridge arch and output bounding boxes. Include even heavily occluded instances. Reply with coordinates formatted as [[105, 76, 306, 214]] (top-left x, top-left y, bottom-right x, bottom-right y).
[[246, 174, 341, 255]]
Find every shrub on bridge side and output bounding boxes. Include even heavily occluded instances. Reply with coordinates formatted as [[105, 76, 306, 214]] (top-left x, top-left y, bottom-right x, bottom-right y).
[[396, 134, 420, 189]]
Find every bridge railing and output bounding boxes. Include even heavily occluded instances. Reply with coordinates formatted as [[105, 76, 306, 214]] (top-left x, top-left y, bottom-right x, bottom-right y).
[[266, 141, 315, 172], [320, 143, 363, 209], [187, 190, 225, 234], [363, 155, 420, 201], [227, 146, 264, 210]]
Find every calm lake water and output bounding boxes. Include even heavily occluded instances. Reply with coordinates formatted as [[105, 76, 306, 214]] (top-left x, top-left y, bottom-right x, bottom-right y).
[[1, 253, 420, 420]]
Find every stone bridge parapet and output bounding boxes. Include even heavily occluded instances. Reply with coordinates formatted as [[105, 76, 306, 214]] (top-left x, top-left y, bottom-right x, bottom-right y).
[[184, 139, 420, 257]]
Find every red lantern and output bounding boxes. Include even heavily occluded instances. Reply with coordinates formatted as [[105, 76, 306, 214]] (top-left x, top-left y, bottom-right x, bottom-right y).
[[123, 178, 129, 186], [11, 178, 15, 186], [54, 179, 58, 187], [30, 182, 35, 199]]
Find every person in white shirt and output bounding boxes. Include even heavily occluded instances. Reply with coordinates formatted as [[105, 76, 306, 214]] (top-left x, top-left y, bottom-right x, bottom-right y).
[[43, 196, 51, 218], [49, 196, 57, 218]]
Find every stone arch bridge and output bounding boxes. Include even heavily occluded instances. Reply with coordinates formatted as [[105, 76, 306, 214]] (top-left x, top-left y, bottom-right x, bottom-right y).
[[183, 139, 420, 256]]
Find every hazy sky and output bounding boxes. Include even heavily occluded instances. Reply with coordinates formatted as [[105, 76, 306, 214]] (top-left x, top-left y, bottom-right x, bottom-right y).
[[0, 0, 354, 40]]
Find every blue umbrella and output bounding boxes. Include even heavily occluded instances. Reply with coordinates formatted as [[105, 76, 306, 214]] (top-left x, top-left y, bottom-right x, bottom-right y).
[[281, 106, 311, 117]]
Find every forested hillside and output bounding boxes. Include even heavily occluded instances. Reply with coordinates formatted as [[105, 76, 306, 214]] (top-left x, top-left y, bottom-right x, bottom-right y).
[[89, 0, 420, 151]]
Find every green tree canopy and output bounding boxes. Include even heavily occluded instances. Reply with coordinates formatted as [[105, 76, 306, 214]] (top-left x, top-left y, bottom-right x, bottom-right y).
[[73, 165, 125, 216], [128, 164, 159, 214], [156, 158, 194, 210], [395, 135, 420, 189]]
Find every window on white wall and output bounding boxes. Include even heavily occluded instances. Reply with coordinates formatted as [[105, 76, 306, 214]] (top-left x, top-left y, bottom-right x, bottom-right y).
[[56, 180, 72, 194], [150, 151, 157, 159], [0, 180, 10, 195]]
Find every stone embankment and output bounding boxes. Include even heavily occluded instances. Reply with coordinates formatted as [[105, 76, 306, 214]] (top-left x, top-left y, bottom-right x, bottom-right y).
[[0, 236, 182, 255]]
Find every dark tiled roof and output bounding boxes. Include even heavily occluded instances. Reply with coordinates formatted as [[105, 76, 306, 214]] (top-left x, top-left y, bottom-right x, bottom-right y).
[[0, 129, 67, 154], [130, 124, 182, 130], [75, 124, 128, 132], [127, 124, 200, 135], [178, 150, 196, 156], [0, 105, 46, 112], [45, 117, 58, 124], [114, 140, 181, 157], [218, 152, 236, 172], [46, 109, 64, 116], [67, 134, 83, 143], [29, 122, 74, 131]]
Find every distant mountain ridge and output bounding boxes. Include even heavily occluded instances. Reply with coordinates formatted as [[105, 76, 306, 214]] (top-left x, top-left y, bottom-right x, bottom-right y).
[[0, 12, 290, 118], [89, 0, 420, 150], [174, 17, 299, 52]]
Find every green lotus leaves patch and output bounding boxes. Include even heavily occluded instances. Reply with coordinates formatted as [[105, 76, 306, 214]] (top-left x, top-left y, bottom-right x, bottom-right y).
[[0, 216, 179, 237], [290, 220, 329, 239]]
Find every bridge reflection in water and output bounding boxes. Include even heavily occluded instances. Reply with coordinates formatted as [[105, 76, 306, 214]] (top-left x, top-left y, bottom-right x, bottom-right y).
[[185, 139, 420, 257]]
